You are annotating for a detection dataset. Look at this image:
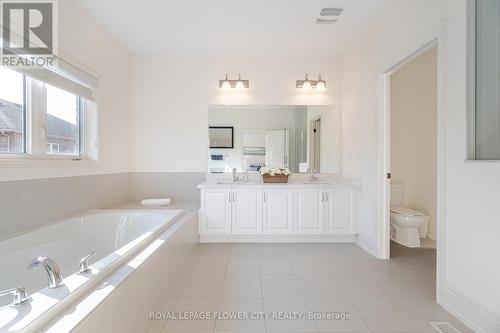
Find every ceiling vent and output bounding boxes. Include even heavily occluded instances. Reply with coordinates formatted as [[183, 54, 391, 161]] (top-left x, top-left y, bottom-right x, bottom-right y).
[[316, 18, 338, 25], [316, 7, 343, 25], [320, 7, 343, 16]]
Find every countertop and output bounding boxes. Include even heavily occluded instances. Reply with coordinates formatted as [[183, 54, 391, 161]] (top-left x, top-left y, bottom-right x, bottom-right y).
[[197, 176, 362, 190]]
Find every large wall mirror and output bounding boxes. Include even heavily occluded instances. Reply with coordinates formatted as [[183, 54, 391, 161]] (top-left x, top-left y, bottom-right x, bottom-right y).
[[207, 105, 340, 174]]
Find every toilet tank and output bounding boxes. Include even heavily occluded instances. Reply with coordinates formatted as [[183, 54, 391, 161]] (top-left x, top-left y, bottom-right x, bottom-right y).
[[390, 184, 404, 206]]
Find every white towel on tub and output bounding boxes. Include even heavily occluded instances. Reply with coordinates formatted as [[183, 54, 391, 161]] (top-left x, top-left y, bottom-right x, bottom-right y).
[[140, 198, 171, 207]]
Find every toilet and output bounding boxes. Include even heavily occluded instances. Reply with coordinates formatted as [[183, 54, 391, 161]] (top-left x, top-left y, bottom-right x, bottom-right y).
[[390, 184, 429, 248]]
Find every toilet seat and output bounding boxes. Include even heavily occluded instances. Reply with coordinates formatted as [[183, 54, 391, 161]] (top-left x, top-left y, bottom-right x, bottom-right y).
[[390, 206, 424, 216]]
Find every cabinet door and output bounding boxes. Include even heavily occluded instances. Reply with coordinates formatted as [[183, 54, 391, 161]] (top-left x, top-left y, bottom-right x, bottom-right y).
[[200, 189, 231, 234], [325, 189, 357, 234], [263, 188, 294, 234], [232, 188, 263, 234], [294, 189, 325, 234]]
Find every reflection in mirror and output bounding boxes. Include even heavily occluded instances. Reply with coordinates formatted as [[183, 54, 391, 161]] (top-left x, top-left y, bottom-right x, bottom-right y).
[[208, 105, 340, 174]]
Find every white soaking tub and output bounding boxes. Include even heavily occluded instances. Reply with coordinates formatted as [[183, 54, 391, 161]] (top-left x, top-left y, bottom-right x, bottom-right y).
[[0, 209, 185, 332]]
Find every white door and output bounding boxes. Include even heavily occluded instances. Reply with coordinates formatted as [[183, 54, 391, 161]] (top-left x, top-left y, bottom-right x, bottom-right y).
[[200, 189, 231, 234], [232, 188, 263, 234], [294, 189, 325, 234], [263, 188, 294, 234], [325, 189, 357, 234], [265, 130, 285, 168]]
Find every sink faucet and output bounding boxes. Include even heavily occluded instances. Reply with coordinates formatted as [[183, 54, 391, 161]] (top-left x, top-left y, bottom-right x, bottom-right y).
[[28, 256, 64, 289], [308, 168, 318, 181], [232, 168, 238, 182]]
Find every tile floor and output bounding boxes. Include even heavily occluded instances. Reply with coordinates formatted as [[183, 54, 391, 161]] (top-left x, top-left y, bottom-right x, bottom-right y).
[[148, 242, 471, 333]]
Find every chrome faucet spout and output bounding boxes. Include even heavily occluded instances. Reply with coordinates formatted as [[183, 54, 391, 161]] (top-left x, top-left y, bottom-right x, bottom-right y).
[[28, 256, 64, 289]]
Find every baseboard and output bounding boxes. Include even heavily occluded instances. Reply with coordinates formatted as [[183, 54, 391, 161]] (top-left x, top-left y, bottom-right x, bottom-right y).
[[443, 286, 500, 333], [199, 234, 358, 243], [356, 233, 377, 257]]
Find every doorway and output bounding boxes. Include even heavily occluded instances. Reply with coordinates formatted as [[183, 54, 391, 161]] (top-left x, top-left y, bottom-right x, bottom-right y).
[[309, 117, 321, 172], [377, 24, 446, 303], [389, 46, 438, 252]]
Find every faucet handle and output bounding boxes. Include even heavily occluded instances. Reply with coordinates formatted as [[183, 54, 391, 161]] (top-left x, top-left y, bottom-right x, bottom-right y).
[[0, 287, 32, 306], [79, 251, 96, 274]]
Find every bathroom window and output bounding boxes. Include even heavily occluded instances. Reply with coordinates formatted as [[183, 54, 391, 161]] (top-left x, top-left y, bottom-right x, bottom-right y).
[[45, 84, 82, 156], [0, 66, 26, 154], [468, 0, 500, 160], [0, 64, 97, 161]]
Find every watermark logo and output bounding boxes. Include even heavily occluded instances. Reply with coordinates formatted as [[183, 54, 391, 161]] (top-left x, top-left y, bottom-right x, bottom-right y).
[[0, 0, 58, 68]]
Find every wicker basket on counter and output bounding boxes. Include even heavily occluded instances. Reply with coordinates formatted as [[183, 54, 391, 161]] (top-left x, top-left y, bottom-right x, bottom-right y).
[[262, 174, 289, 183]]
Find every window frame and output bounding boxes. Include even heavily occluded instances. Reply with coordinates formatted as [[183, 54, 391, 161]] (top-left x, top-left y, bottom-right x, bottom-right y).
[[0, 71, 94, 162], [467, 0, 500, 161]]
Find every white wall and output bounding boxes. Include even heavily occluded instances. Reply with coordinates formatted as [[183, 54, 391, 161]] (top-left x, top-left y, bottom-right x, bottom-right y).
[[130, 55, 339, 172], [390, 47, 438, 240], [0, 0, 133, 181], [339, 0, 500, 331]]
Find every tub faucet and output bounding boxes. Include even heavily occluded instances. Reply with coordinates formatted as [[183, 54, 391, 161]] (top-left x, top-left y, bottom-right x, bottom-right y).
[[0, 287, 31, 306], [79, 251, 96, 274], [28, 256, 64, 289]]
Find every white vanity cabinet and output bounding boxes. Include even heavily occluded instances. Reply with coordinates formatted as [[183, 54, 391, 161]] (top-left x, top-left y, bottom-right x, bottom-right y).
[[263, 188, 294, 234], [232, 188, 263, 234], [325, 189, 357, 234], [294, 189, 325, 234], [198, 182, 360, 241], [199, 189, 232, 234]]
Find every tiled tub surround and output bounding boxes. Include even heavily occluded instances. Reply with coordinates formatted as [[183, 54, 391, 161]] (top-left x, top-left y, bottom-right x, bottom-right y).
[[0, 172, 206, 239], [0, 173, 130, 239], [129, 172, 206, 206], [35, 209, 198, 333], [0, 209, 195, 332]]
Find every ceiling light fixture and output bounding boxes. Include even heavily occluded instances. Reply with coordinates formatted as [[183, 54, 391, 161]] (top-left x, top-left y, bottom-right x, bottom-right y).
[[219, 73, 249, 89], [296, 74, 327, 92]]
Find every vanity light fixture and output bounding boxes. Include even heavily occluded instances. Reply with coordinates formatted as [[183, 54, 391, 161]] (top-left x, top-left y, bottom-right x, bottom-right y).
[[296, 73, 327, 92], [219, 73, 249, 89]]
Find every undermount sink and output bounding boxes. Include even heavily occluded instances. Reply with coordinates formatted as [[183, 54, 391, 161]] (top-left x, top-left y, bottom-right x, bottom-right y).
[[301, 181, 332, 185], [216, 180, 254, 184]]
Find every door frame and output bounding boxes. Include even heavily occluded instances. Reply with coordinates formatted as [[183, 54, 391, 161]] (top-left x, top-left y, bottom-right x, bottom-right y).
[[376, 22, 447, 304]]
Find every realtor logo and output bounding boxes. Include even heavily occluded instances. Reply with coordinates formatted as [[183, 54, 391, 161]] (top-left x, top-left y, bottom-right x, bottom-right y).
[[0, 0, 58, 67]]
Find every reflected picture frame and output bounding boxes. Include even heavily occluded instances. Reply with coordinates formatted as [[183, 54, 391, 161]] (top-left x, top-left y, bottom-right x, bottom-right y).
[[209, 126, 234, 149]]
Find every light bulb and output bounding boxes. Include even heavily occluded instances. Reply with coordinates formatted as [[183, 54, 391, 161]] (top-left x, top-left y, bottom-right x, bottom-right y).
[[302, 73, 312, 90], [235, 73, 245, 89], [315, 81, 326, 92], [235, 81, 244, 89], [221, 73, 231, 89]]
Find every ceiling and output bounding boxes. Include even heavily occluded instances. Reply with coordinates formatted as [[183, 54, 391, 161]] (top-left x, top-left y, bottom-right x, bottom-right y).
[[74, 0, 388, 56]]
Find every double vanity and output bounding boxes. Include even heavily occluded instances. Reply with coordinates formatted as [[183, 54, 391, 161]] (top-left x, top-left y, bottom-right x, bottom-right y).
[[197, 178, 360, 242], [202, 104, 359, 242]]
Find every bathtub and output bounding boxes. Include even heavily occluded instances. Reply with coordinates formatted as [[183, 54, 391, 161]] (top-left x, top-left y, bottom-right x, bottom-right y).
[[0, 209, 189, 332]]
